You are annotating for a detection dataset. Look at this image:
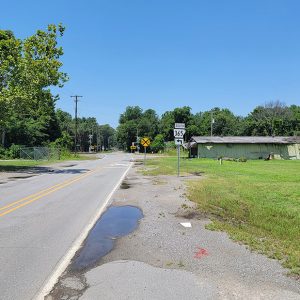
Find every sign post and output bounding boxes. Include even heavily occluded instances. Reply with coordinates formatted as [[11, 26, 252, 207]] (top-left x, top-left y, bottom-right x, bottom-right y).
[[140, 137, 151, 165], [173, 123, 185, 177], [177, 142, 180, 177]]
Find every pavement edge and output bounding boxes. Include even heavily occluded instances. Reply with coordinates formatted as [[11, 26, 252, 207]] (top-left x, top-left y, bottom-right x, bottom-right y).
[[33, 162, 133, 300]]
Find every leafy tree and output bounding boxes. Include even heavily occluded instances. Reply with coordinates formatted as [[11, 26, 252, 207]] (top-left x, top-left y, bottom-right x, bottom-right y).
[[138, 109, 159, 139], [116, 120, 137, 150], [242, 101, 293, 136], [117, 106, 159, 151], [98, 124, 115, 150], [173, 106, 193, 124], [56, 109, 73, 134], [289, 105, 300, 136], [210, 108, 240, 136], [159, 106, 193, 141], [119, 106, 142, 124], [159, 111, 174, 141], [0, 24, 68, 147]]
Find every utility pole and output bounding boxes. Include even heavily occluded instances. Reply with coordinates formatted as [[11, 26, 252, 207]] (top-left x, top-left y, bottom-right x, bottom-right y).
[[136, 127, 139, 153], [71, 95, 83, 155], [210, 111, 214, 137]]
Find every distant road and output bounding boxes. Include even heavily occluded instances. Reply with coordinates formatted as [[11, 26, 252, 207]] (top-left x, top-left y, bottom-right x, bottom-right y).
[[0, 153, 132, 300]]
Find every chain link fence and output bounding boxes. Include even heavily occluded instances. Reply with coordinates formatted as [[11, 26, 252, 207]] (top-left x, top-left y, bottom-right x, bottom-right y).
[[19, 147, 60, 160]]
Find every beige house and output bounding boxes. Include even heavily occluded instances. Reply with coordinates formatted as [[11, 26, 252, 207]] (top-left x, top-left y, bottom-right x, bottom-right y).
[[188, 136, 300, 160]]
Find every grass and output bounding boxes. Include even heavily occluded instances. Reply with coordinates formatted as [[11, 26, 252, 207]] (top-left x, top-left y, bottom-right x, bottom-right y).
[[143, 157, 300, 275], [0, 153, 98, 172]]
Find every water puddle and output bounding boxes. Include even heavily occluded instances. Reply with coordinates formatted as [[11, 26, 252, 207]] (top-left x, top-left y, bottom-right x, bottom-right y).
[[70, 205, 143, 272]]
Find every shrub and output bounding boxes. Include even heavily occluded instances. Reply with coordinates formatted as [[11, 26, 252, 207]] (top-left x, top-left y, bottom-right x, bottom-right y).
[[238, 157, 247, 162], [52, 131, 73, 150], [0, 146, 7, 159], [8, 144, 21, 159], [151, 134, 165, 153]]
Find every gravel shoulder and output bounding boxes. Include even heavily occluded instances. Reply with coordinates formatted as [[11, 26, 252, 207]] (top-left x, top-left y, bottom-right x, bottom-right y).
[[48, 161, 300, 300]]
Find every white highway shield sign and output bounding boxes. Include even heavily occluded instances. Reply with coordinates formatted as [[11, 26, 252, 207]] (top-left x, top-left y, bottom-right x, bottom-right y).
[[173, 129, 186, 138]]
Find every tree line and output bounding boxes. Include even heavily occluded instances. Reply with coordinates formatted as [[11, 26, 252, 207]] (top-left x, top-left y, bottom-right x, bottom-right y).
[[116, 103, 300, 152]]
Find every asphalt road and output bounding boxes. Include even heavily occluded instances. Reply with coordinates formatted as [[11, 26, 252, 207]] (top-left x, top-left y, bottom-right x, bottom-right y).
[[0, 153, 132, 300]]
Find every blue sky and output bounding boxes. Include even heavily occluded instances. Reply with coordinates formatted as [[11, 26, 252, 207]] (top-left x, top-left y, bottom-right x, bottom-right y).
[[1, 0, 300, 127]]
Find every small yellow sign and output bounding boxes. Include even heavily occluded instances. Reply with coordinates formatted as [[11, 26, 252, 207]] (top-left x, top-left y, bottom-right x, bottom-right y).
[[130, 145, 137, 150], [140, 137, 151, 147]]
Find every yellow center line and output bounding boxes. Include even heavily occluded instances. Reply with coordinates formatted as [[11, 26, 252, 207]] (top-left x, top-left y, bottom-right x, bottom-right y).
[[0, 166, 102, 218], [0, 171, 92, 212]]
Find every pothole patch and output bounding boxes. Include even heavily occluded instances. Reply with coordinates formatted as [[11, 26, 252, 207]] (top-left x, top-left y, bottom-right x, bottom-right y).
[[120, 181, 131, 189]]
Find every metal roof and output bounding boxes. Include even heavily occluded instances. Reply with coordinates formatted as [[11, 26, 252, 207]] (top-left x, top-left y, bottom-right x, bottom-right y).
[[190, 136, 300, 144]]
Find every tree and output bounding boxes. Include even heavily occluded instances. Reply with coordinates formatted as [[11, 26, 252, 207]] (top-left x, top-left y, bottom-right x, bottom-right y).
[[242, 101, 293, 136], [56, 109, 73, 134], [159, 111, 174, 141], [138, 109, 159, 139], [210, 108, 240, 136], [117, 106, 159, 151], [159, 106, 193, 141], [0, 24, 68, 147], [116, 120, 137, 150], [288, 105, 300, 136], [98, 124, 115, 150], [119, 106, 142, 124]]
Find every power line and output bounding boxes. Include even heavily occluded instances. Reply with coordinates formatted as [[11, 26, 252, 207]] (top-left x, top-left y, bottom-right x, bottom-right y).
[[71, 95, 83, 155]]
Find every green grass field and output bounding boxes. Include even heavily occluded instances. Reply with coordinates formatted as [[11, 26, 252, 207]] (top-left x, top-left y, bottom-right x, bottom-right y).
[[144, 157, 300, 275]]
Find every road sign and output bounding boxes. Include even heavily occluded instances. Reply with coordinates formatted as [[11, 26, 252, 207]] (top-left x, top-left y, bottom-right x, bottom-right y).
[[175, 123, 185, 129], [174, 129, 186, 138], [175, 139, 183, 145], [130, 145, 136, 150], [140, 137, 151, 147], [174, 123, 185, 178]]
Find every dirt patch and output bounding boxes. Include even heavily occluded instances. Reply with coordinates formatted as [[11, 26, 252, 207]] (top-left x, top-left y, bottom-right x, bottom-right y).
[[190, 171, 204, 176], [175, 209, 207, 220]]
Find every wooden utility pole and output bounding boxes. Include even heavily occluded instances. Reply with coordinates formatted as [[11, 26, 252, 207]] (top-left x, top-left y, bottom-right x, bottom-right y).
[[210, 111, 214, 137], [71, 95, 83, 155]]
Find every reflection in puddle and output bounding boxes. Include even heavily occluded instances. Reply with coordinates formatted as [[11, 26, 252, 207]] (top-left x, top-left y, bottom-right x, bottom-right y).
[[70, 205, 143, 272]]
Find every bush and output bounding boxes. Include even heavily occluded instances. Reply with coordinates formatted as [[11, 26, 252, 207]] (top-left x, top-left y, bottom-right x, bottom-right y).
[[238, 157, 247, 162], [7, 144, 21, 159], [150, 134, 165, 153], [51, 131, 73, 150], [0, 146, 7, 159]]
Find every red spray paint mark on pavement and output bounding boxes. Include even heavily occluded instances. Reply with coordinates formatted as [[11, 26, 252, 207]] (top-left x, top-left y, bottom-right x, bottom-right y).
[[194, 247, 208, 259]]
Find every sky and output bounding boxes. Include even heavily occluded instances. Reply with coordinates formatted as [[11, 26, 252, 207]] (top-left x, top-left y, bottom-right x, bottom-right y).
[[1, 0, 300, 127]]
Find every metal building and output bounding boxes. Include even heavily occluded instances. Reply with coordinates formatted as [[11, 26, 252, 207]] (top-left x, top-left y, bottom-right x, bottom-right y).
[[188, 136, 300, 160]]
